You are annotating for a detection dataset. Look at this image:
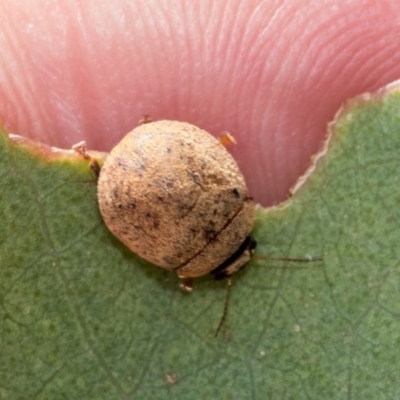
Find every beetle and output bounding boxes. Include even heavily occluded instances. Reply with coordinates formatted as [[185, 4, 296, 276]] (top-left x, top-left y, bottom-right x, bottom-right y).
[[97, 120, 257, 283]]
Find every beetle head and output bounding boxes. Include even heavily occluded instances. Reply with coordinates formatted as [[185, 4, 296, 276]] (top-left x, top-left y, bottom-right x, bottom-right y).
[[211, 236, 257, 280]]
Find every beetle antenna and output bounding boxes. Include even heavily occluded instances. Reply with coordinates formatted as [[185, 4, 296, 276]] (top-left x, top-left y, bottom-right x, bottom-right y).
[[253, 255, 322, 264], [214, 277, 233, 338]]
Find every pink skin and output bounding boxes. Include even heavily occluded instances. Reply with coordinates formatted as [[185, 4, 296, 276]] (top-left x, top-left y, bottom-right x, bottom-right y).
[[1, 0, 400, 206]]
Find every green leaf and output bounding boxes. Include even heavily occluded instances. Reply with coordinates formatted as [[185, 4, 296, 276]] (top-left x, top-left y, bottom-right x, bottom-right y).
[[2, 84, 400, 399]]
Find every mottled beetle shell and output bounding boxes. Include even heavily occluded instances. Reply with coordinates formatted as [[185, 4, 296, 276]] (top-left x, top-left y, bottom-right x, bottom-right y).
[[97, 120, 255, 279]]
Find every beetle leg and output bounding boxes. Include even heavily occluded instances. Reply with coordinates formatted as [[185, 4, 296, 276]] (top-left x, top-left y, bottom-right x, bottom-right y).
[[72, 141, 101, 179], [179, 278, 193, 293], [139, 114, 152, 125], [218, 131, 237, 147]]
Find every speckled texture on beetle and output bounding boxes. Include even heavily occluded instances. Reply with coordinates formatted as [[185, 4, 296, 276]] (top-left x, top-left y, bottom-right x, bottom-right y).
[[97, 120, 256, 280]]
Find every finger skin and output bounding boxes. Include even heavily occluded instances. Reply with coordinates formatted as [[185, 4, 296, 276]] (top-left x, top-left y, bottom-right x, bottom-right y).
[[0, 0, 399, 205]]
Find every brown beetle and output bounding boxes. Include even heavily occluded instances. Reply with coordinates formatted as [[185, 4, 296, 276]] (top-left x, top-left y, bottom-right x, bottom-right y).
[[97, 120, 257, 283]]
